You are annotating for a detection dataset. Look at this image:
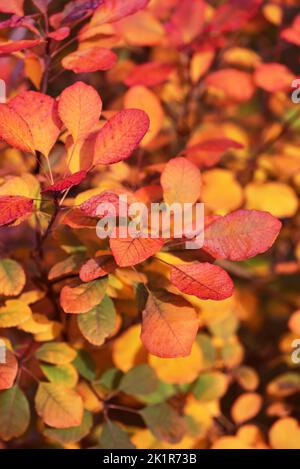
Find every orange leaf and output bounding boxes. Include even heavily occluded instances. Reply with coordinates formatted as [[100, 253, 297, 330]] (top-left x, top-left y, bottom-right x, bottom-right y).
[[203, 209, 282, 261], [35, 382, 83, 429], [79, 256, 117, 282], [0, 104, 35, 153], [9, 91, 62, 157], [141, 291, 199, 358], [110, 235, 164, 267], [161, 157, 201, 205], [254, 63, 294, 92], [58, 81, 102, 143], [62, 47, 117, 73], [0, 349, 18, 390], [170, 262, 234, 300], [206, 69, 255, 102], [93, 109, 149, 165], [60, 278, 108, 314], [0, 0, 24, 16]]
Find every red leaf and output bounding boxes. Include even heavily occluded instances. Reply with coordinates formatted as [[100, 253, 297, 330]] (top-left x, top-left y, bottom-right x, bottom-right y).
[[165, 0, 205, 46], [170, 262, 234, 300], [187, 138, 244, 153], [208, 0, 262, 33], [90, 0, 150, 25], [62, 47, 117, 73], [0, 39, 42, 55], [110, 235, 164, 267], [141, 291, 199, 358], [42, 170, 87, 193], [124, 62, 173, 88], [79, 255, 117, 282], [48, 27, 70, 41], [80, 191, 127, 218], [203, 209, 282, 261], [0, 349, 18, 390], [93, 109, 149, 165], [0, 195, 33, 227], [280, 15, 300, 46]]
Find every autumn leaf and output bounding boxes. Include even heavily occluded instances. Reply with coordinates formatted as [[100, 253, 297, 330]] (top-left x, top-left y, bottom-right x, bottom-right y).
[[35, 382, 83, 428], [206, 69, 255, 102], [60, 278, 108, 314], [79, 255, 117, 282], [280, 15, 300, 46], [170, 262, 234, 300], [124, 86, 163, 146], [0, 0, 24, 16], [35, 342, 77, 365], [42, 170, 87, 192], [118, 364, 159, 395], [141, 291, 199, 358], [203, 209, 282, 261], [161, 157, 201, 205], [0, 105, 35, 153], [110, 235, 164, 267], [0, 386, 30, 441], [90, 0, 150, 26], [92, 109, 149, 165], [125, 62, 173, 88], [0, 195, 33, 227], [0, 300, 31, 328], [62, 47, 117, 73], [0, 39, 43, 55], [254, 63, 294, 92], [9, 91, 62, 157], [0, 349, 18, 390], [231, 393, 262, 424], [58, 81, 102, 143], [98, 421, 135, 449], [140, 403, 187, 444], [44, 410, 92, 444], [0, 259, 25, 296], [77, 294, 116, 345]]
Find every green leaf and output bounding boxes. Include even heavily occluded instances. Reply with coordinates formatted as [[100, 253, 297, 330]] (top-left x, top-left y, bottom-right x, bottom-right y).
[[73, 349, 96, 381], [0, 385, 30, 441], [98, 421, 135, 449], [93, 368, 123, 398], [35, 342, 77, 364], [140, 403, 187, 444], [0, 258, 25, 296], [119, 364, 159, 396], [41, 363, 78, 388], [136, 381, 176, 405], [196, 333, 216, 369], [193, 372, 228, 401], [44, 410, 93, 444], [77, 295, 116, 345]]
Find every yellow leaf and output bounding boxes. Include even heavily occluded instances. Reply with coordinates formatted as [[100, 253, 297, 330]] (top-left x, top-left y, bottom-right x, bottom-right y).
[[245, 182, 298, 218], [35, 382, 83, 429], [124, 85, 164, 146], [148, 343, 202, 384]]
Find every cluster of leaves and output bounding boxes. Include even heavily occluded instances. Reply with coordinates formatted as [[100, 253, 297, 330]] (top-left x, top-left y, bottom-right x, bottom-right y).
[[0, 0, 299, 450]]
